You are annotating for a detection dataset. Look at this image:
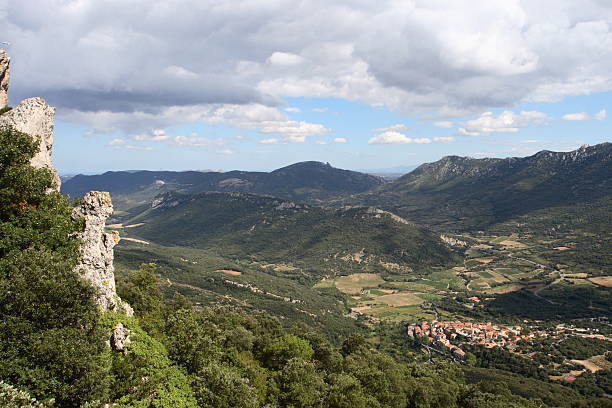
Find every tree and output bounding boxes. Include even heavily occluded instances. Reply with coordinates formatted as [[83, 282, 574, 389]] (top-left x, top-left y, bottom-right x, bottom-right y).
[[0, 127, 110, 407], [117, 262, 166, 335], [261, 334, 314, 370]]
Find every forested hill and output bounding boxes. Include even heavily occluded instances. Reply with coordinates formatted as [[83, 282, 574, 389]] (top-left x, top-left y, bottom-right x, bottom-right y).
[[119, 191, 460, 275], [62, 161, 384, 206], [343, 143, 612, 231]]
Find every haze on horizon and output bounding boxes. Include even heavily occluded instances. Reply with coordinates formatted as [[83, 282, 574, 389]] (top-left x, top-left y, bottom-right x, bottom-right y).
[[1, 0, 611, 173]]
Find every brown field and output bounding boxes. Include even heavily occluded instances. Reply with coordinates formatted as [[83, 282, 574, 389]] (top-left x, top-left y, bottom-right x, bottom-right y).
[[475, 257, 496, 264], [572, 355, 612, 373], [351, 305, 373, 313], [472, 244, 494, 249], [335, 273, 385, 295], [553, 246, 571, 251], [483, 284, 524, 294], [214, 269, 242, 276], [500, 240, 527, 248], [588, 276, 612, 288], [564, 273, 588, 278], [377, 292, 425, 306]]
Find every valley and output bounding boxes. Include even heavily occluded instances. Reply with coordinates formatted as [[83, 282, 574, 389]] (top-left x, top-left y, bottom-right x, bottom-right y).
[[66, 143, 612, 404]]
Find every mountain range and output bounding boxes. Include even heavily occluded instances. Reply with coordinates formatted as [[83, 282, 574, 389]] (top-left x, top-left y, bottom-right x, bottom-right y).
[[62, 161, 384, 214]]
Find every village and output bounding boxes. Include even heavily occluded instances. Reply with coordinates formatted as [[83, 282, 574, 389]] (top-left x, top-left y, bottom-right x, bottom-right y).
[[406, 318, 611, 363], [407, 320, 525, 361]]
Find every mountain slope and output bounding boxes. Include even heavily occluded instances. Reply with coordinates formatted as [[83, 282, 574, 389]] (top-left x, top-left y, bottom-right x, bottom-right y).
[[62, 161, 384, 215], [118, 191, 459, 277], [344, 143, 612, 231]]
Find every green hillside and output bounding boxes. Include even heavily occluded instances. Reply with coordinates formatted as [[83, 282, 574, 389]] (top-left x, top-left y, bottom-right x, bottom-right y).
[[118, 191, 460, 278], [345, 143, 612, 232]]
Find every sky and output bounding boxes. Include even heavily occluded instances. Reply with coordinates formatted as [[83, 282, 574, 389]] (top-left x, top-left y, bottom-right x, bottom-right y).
[[1, 0, 611, 173]]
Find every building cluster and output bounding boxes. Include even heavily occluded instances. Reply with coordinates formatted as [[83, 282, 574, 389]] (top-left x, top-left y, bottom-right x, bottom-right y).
[[407, 321, 530, 359]]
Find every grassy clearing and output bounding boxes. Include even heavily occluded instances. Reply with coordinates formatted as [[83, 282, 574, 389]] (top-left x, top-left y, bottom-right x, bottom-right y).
[[377, 293, 425, 306], [335, 273, 385, 295], [482, 284, 524, 294]]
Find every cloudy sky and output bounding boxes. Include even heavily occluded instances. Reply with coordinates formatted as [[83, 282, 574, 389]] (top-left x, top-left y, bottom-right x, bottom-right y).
[[1, 0, 611, 173]]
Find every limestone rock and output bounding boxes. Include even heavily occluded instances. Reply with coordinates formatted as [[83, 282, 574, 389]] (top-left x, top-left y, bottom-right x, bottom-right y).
[[111, 323, 131, 352], [0, 49, 9, 108], [72, 191, 133, 316], [0, 97, 61, 189]]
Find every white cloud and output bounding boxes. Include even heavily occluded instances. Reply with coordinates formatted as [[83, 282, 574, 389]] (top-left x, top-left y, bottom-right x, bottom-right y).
[[459, 110, 551, 136], [163, 65, 199, 80], [432, 136, 455, 143], [108, 138, 127, 146], [171, 135, 226, 147], [107, 138, 153, 150], [4, 0, 612, 135], [133, 129, 170, 142], [260, 138, 281, 144], [334, 137, 347, 143], [267, 52, 304, 66], [373, 124, 409, 132], [368, 131, 432, 145], [433, 121, 453, 128], [285, 107, 301, 113], [61, 103, 329, 144], [258, 120, 329, 143], [217, 148, 234, 154], [315, 140, 328, 145], [562, 109, 606, 121], [312, 108, 328, 113]]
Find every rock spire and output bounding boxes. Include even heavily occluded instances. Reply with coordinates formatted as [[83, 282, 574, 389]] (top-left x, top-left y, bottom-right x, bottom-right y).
[[0, 48, 9, 108], [72, 192, 133, 316]]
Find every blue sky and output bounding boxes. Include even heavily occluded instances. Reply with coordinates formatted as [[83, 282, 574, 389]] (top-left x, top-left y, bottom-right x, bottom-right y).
[[2, 0, 611, 174], [53, 92, 610, 173]]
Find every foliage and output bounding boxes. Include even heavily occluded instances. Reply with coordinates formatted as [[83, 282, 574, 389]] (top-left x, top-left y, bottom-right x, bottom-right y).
[[0, 128, 109, 407], [116, 263, 166, 336], [0, 381, 52, 408], [556, 337, 611, 360], [101, 313, 197, 408]]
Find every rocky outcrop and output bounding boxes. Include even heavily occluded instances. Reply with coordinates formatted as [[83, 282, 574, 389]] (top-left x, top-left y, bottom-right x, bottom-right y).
[[0, 49, 9, 108], [110, 323, 131, 352], [0, 97, 61, 189], [72, 191, 133, 316], [0, 48, 59, 189]]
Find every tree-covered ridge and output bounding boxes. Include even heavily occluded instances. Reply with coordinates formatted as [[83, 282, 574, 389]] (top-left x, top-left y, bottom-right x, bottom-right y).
[[61, 160, 385, 214], [343, 143, 612, 231], [118, 190, 459, 276]]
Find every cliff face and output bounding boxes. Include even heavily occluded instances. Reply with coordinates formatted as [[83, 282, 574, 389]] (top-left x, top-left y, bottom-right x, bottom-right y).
[[72, 191, 133, 315], [0, 49, 60, 189], [0, 49, 9, 108], [0, 48, 131, 316], [0, 97, 61, 188]]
